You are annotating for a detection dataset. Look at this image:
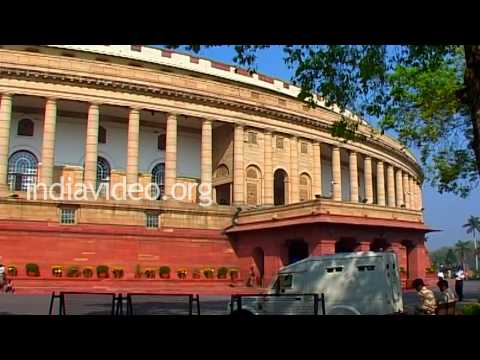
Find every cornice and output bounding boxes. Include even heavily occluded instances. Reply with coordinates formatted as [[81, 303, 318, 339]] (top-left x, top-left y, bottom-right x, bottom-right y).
[[0, 66, 422, 176]]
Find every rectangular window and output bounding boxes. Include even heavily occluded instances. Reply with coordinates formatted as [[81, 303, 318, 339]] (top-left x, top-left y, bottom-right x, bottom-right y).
[[301, 142, 308, 154], [146, 213, 159, 228], [358, 265, 376, 272], [60, 208, 76, 224], [276, 136, 284, 149], [247, 131, 257, 144]]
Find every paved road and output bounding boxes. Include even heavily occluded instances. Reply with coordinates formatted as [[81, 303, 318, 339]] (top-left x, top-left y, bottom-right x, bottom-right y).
[[1, 280, 478, 315]]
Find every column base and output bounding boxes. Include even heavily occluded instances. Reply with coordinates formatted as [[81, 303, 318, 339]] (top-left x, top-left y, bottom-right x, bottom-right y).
[[0, 184, 13, 198]]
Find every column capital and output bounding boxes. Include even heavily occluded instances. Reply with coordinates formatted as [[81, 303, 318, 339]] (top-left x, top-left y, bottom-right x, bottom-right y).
[[45, 96, 58, 103], [129, 107, 142, 113], [1, 92, 14, 99], [364, 155, 372, 161], [264, 128, 274, 135], [89, 100, 102, 107], [202, 118, 213, 125], [166, 112, 179, 120], [234, 122, 245, 129]]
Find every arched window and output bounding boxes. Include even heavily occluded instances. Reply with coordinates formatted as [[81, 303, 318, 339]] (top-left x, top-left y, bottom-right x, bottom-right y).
[[299, 173, 312, 202], [96, 157, 110, 190], [214, 165, 229, 178], [274, 169, 288, 205], [7, 150, 38, 191], [151, 163, 165, 199], [98, 126, 107, 144], [246, 168, 258, 179], [246, 165, 262, 206], [17, 118, 34, 136]]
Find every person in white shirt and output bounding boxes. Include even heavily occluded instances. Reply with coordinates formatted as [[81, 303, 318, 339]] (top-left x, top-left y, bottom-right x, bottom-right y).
[[437, 270, 445, 280], [455, 267, 465, 301], [0, 264, 5, 291]]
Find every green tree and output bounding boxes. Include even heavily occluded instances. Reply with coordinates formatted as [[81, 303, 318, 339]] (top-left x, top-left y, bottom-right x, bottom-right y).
[[455, 240, 472, 268], [445, 248, 458, 267], [463, 215, 480, 271], [169, 45, 480, 197]]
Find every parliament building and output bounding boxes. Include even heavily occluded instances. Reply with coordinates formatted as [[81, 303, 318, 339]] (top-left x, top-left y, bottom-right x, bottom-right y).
[[0, 45, 433, 290]]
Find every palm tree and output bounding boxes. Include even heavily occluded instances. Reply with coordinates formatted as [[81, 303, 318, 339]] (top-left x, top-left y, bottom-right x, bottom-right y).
[[454, 240, 472, 270], [463, 215, 480, 271]]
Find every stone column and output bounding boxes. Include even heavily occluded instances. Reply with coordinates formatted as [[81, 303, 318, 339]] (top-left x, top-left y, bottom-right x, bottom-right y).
[[364, 156, 373, 204], [312, 142, 322, 198], [233, 124, 244, 205], [376, 160, 386, 206], [418, 181, 423, 210], [201, 118, 213, 202], [349, 151, 358, 202], [386, 165, 396, 207], [332, 146, 342, 201], [290, 136, 299, 204], [0, 93, 13, 192], [83, 103, 100, 190], [395, 169, 404, 207], [410, 177, 416, 210], [40, 98, 57, 187], [126, 108, 140, 186], [403, 172, 410, 209], [164, 113, 178, 199], [263, 130, 273, 205]]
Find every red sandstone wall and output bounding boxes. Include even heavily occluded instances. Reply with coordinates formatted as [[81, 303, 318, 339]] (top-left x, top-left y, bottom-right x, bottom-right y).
[[0, 220, 240, 279], [0, 220, 429, 290]]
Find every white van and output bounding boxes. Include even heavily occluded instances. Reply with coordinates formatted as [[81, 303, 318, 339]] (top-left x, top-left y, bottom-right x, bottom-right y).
[[231, 251, 403, 315]]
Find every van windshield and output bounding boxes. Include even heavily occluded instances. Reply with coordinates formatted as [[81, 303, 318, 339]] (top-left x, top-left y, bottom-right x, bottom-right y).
[[271, 274, 293, 293]]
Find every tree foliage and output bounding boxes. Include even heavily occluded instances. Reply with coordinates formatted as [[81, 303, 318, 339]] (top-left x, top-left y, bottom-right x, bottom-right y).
[[167, 45, 480, 198]]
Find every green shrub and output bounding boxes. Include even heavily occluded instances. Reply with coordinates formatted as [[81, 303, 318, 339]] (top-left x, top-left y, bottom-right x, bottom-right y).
[[82, 267, 93, 278], [67, 266, 81, 278], [112, 268, 124, 279], [96, 265, 109, 277], [462, 304, 480, 315], [192, 268, 201, 279], [229, 268, 240, 279], [25, 263, 40, 276], [7, 265, 17, 276], [135, 264, 142, 278], [203, 267, 215, 279], [144, 269, 156, 278], [217, 267, 229, 278], [159, 266, 171, 275]]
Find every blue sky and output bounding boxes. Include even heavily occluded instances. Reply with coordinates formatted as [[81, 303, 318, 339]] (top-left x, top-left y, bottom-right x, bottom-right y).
[[160, 45, 480, 250]]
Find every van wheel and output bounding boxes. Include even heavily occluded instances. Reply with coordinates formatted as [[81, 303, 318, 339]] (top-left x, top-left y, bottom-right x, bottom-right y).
[[231, 309, 255, 316]]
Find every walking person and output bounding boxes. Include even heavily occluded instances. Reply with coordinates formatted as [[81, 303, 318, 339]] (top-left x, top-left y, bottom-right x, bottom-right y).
[[455, 267, 465, 301], [0, 264, 6, 293]]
